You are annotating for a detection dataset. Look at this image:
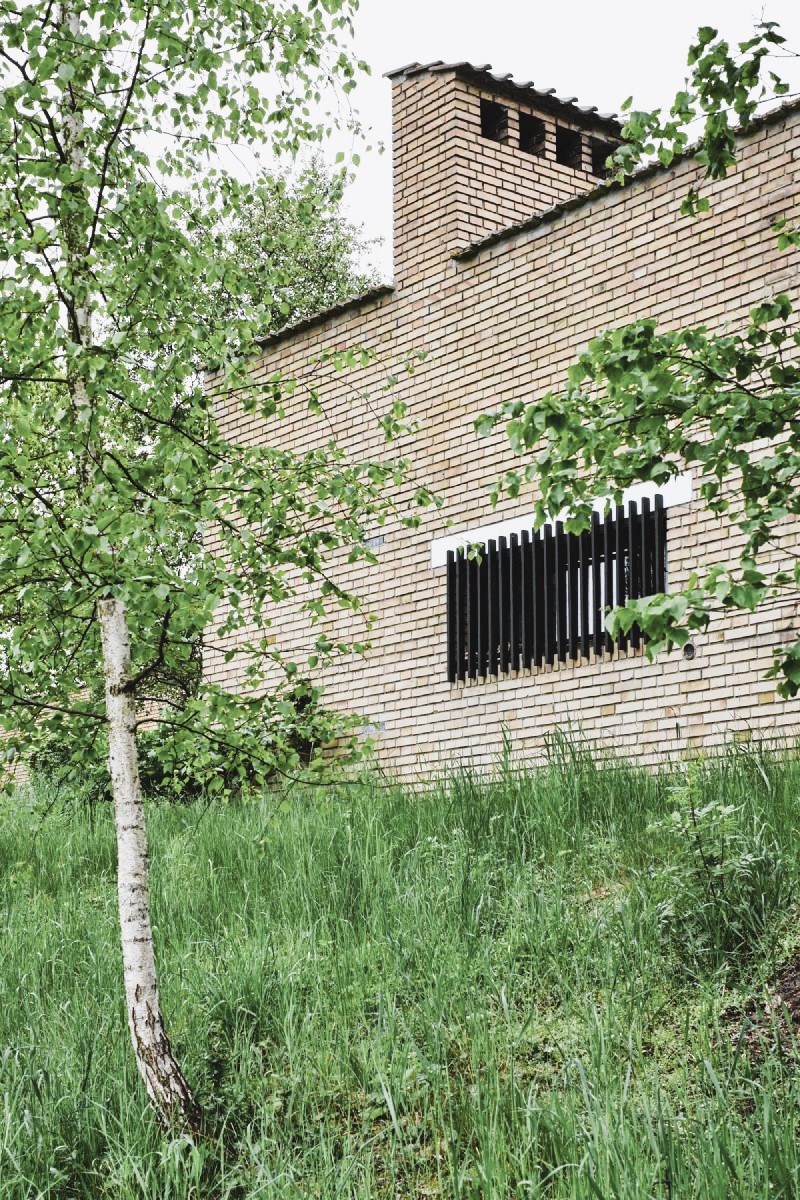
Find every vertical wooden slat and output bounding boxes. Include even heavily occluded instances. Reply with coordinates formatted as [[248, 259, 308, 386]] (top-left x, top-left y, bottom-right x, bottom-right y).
[[543, 525, 555, 665], [628, 500, 641, 650], [591, 511, 603, 657], [567, 529, 578, 661], [627, 501, 639, 599], [467, 554, 479, 679], [487, 539, 498, 677], [446, 550, 457, 682], [465, 553, 472, 680], [555, 522, 567, 663], [455, 551, 466, 681], [654, 494, 666, 594], [603, 510, 614, 655], [509, 533, 519, 672], [615, 504, 626, 652], [639, 495, 651, 598], [520, 530, 532, 670], [533, 531, 544, 668], [579, 528, 590, 660], [498, 536, 509, 675], [478, 546, 488, 678]]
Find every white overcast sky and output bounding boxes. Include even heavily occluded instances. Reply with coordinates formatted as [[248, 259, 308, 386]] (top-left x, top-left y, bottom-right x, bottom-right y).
[[333, 0, 800, 277]]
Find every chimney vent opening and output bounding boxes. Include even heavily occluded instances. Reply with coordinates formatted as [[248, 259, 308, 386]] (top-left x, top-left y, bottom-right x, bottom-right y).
[[555, 125, 582, 170], [519, 112, 546, 156], [590, 137, 616, 178], [480, 98, 509, 144]]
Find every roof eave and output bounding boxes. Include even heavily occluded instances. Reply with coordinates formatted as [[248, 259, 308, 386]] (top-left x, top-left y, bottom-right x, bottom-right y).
[[254, 284, 395, 351]]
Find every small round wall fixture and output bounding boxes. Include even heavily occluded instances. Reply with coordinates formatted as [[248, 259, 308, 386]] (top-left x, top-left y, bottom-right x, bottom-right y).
[[683, 643, 696, 661]]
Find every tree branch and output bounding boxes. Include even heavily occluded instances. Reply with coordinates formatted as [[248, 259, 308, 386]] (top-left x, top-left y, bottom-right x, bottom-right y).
[[88, 6, 153, 253]]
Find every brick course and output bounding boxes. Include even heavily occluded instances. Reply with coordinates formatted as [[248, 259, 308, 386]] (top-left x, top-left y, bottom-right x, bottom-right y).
[[209, 64, 800, 778]]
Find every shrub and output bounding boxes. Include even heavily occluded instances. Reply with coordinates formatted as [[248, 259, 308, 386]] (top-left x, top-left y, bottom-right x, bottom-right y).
[[28, 678, 344, 802], [648, 764, 789, 973]]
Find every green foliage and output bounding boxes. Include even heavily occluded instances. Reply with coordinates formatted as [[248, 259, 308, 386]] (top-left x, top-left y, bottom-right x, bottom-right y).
[[612, 22, 791, 205], [648, 763, 790, 971], [0, 0, 421, 785], [30, 678, 352, 802], [478, 22, 800, 694], [201, 156, 380, 335], [3, 746, 800, 1195]]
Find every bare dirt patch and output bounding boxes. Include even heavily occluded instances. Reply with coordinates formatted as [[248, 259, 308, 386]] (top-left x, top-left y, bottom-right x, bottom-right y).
[[723, 952, 800, 1058]]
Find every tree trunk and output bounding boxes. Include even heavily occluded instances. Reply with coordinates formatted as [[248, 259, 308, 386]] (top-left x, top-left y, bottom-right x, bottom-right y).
[[98, 597, 200, 1132]]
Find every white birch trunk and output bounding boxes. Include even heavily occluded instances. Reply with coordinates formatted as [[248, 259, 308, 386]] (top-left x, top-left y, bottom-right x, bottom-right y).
[[59, 0, 93, 462], [98, 597, 199, 1131]]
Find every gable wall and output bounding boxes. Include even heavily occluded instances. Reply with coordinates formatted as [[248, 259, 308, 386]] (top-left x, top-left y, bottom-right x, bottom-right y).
[[449, 79, 614, 251], [208, 105, 800, 778]]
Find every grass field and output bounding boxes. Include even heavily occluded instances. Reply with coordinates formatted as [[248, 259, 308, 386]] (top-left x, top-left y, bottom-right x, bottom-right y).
[[2, 739, 800, 1198]]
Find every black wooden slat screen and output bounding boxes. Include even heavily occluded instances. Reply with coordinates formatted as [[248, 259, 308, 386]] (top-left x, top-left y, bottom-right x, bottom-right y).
[[446, 494, 667, 683]]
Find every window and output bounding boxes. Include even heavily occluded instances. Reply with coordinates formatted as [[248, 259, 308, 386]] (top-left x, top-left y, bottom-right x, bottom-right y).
[[590, 137, 616, 178], [480, 98, 509, 144], [555, 125, 583, 169], [446, 496, 667, 683], [519, 112, 546, 156]]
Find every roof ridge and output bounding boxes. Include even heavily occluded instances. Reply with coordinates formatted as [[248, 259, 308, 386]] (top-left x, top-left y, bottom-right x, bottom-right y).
[[384, 60, 621, 129]]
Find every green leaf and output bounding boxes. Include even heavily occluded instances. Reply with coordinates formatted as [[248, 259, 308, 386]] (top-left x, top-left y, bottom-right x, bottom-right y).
[[474, 413, 497, 437]]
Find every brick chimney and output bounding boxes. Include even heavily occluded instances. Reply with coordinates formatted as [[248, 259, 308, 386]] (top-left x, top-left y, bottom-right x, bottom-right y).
[[386, 62, 622, 288]]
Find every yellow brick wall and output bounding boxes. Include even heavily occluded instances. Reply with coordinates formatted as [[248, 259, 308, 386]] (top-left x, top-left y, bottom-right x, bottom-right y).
[[208, 69, 800, 779]]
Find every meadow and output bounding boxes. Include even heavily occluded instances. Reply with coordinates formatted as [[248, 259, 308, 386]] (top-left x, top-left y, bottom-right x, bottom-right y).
[[2, 738, 800, 1198]]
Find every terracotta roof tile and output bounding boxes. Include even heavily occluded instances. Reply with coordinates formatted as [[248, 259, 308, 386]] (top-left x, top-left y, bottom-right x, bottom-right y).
[[385, 60, 621, 133]]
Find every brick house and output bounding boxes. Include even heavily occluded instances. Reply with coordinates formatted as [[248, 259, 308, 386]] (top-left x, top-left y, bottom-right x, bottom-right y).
[[208, 62, 800, 779]]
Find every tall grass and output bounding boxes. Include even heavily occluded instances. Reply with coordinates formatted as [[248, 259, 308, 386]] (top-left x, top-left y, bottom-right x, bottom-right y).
[[1, 743, 800, 1197]]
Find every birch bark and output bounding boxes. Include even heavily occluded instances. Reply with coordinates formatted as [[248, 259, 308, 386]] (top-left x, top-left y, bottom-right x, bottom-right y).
[[98, 598, 200, 1131]]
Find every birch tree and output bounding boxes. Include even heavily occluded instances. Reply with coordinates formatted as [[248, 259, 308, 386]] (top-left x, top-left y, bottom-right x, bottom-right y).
[[0, 0, 411, 1130]]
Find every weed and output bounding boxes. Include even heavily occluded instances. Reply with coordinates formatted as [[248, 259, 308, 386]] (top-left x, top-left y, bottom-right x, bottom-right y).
[[648, 762, 790, 973]]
